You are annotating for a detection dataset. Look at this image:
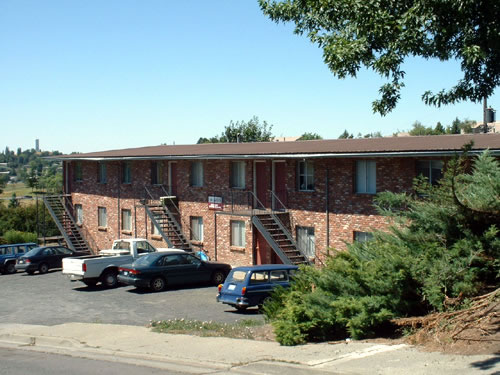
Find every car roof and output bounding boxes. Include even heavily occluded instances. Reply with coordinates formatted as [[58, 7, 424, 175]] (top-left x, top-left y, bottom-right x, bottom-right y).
[[142, 250, 188, 257], [231, 264, 299, 272]]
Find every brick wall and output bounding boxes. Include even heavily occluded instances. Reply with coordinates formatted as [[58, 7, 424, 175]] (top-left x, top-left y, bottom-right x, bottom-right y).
[[64, 155, 424, 267]]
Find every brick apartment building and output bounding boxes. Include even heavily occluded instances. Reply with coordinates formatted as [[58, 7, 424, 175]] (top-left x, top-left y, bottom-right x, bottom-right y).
[[47, 133, 500, 267]]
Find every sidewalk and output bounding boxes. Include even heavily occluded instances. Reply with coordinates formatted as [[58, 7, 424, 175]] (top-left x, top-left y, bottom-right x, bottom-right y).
[[0, 322, 498, 374]]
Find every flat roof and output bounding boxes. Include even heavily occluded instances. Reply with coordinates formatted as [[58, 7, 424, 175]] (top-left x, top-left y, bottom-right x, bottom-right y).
[[56, 133, 500, 161]]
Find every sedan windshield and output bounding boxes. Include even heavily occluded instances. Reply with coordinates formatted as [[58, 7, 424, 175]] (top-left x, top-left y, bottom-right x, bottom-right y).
[[23, 247, 42, 257]]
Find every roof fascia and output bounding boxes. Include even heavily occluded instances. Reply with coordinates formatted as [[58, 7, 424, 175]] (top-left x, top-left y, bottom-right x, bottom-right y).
[[53, 149, 499, 162]]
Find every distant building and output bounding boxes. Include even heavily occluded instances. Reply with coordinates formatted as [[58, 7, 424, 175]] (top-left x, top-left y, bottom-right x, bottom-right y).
[[470, 121, 500, 134], [35, 139, 40, 152], [273, 136, 301, 142]]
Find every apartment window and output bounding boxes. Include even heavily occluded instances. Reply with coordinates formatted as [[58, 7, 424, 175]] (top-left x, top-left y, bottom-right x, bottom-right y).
[[230, 161, 246, 189], [416, 160, 443, 185], [354, 231, 374, 243], [74, 204, 83, 225], [97, 163, 107, 184], [190, 161, 204, 187], [74, 162, 83, 182], [122, 162, 132, 184], [121, 209, 132, 231], [297, 226, 315, 258], [151, 220, 161, 236], [356, 160, 376, 194], [298, 161, 314, 191], [190, 216, 203, 242], [231, 220, 246, 247], [98, 207, 107, 228], [151, 161, 163, 185]]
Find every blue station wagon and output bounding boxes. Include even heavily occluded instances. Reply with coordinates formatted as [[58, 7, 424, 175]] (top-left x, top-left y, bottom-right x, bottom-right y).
[[216, 264, 298, 311], [0, 243, 37, 274]]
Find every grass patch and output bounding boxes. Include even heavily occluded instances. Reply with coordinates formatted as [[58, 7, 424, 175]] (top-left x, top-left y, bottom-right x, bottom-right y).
[[149, 318, 265, 340], [0, 182, 32, 199]]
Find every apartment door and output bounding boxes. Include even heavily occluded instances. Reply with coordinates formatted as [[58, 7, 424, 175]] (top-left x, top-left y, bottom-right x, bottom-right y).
[[168, 162, 178, 196], [272, 161, 287, 210], [254, 161, 267, 209]]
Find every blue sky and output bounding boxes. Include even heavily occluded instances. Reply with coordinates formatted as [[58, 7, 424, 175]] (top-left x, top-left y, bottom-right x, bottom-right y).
[[1, 0, 498, 154]]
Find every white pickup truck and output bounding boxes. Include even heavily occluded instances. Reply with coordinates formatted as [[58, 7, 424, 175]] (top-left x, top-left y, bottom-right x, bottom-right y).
[[62, 238, 175, 288]]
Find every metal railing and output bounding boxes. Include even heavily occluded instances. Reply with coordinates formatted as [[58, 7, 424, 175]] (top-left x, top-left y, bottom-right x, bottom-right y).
[[61, 194, 99, 254]]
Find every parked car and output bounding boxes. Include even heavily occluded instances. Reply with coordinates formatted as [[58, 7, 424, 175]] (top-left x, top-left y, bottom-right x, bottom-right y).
[[118, 251, 231, 292], [0, 243, 37, 274], [15, 246, 86, 275], [216, 264, 298, 311]]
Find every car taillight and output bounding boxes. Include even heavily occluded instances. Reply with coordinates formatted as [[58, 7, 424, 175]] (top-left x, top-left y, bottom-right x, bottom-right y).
[[241, 287, 246, 295], [25, 259, 31, 264], [129, 269, 140, 275], [82, 264, 86, 272], [218, 284, 222, 292]]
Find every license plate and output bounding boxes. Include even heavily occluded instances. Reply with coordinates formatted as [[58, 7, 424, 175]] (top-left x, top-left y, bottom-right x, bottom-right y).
[[18, 260, 24, 264], [123, 271, 128, 276], [228, 284, 236, 290]]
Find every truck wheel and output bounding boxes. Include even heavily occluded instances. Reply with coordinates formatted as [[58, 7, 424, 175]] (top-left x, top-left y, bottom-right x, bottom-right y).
[[102, 270, 118, 288], [39, 263, 49, 274], [6, 262, 16, 274], [150, 277, 166, 292], [211, 270, 226, 285]]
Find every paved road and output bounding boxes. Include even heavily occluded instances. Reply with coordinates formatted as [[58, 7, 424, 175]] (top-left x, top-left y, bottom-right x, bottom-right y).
[[0, 347, 185, 375], [0, 270, 263, 326]]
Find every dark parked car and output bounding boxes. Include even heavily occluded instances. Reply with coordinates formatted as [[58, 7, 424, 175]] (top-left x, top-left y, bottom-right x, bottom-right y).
[[118, 251, 231, 292], [15, 246, 85, 275], [0, 243, 37, 274], [217, 264, 298, 311]]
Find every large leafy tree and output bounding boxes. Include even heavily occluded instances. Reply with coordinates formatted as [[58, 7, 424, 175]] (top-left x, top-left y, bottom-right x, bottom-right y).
[[259, 0, 500, 115], [197, 116, 274, 143]]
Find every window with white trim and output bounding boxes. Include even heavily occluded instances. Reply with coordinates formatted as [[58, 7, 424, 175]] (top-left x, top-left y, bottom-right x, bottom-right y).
[[230, 161, 246, 189], [355, 160, 376, 194], [190, 161, 204, 187], [75, 204, 83, 225], [231, 220, 246, 247], [297, 226, 315, 258], [74, 162, 83, 182], [121, 209, 132, 231], [122, 162, 132, 184], [190, 216, 203, 242], [298, 161, 314, 191], [354, 231, 374, 243], [98, 163, 107, 184], [151, 220, 161, 236], [98, 206, 107, 228], [151, 161, 163, 185], [416, 160, 443, 185]]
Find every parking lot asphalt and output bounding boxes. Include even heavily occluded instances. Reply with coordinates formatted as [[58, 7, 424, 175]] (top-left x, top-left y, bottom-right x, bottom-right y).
[[0, 270, 264, 326]]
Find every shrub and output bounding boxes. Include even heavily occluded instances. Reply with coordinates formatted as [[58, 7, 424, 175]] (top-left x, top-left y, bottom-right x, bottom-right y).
[[2, 229, 38, 244]]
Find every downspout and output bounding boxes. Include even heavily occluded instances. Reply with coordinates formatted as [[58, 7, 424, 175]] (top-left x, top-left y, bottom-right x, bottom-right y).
[[214, 212, 217, 261], [118, 164, 121, 239]]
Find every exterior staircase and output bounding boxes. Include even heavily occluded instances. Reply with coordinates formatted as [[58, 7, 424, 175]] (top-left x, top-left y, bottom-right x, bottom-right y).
[[144, 195, 193, 252], [43, 195, 93, 254], [252, 213, 310, 265]]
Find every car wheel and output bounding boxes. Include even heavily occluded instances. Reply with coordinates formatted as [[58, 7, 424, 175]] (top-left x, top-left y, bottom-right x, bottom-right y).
[[26, 270, 35, 275], [101, 270, 118, 288], [39, 263, 49, 274], [6, 262, 16, 274], [150, 277, 166, 292], [83, 280, 97, 287], [211, 270, 226, 285]]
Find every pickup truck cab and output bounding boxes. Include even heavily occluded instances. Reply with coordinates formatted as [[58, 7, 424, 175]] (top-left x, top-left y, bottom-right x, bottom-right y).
[[62, 238, 174, 288], [0, 243, 37, 274]]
